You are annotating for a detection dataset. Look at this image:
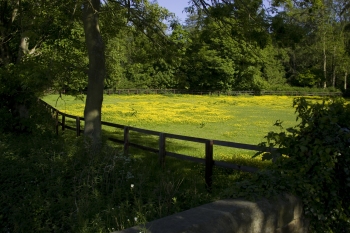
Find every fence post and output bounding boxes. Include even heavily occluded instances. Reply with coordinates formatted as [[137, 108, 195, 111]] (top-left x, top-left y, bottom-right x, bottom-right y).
[[205, 140, 214, 191], [124, 126, 129, 155], [55, 111, 59, 135], [76, 117, 80, 137], [159, 133, 166, 167], [62, 115, 65, 131]]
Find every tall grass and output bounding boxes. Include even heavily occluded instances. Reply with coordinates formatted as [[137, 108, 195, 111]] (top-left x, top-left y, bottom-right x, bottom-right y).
[[1, 127, 251, 232]]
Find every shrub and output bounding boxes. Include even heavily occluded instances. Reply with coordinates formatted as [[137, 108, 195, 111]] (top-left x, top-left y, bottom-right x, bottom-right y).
[[261, 97, 350, 232], [0, 63, 53, 133], [225, 97, 350, 232]]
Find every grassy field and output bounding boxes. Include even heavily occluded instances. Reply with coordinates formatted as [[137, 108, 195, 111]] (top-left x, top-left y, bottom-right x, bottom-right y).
[[43, 94, 303, 168], [1, 94, 331, 232], [44, 94, 298, 141]]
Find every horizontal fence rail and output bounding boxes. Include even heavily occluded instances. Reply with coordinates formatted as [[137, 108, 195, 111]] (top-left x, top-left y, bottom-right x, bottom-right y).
[[100, 89, 343, 96], [50, 88, 343, 97], [41, 100, 276, 190], [99, 89, 342, 97]]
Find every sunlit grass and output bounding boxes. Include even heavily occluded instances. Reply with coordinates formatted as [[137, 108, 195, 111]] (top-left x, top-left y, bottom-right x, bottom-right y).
[[43, 94, 326, 168], [44, 94, 302, 137]]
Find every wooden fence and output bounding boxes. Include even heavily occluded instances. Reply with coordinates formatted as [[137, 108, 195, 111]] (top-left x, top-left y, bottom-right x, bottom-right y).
[[52, 88, 343, 97], [101, 89, 343, 97], [41, 100, 275, 190]]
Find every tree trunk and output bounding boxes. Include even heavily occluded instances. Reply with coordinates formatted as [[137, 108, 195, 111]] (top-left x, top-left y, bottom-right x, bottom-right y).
[[17, 35, 29, 63], [332, 46, 336, 88], [323, 32, 327, 89], [345, 71, 347, 90], [0, 0, 19, 65], [332, 66, 336, 88], [0, 28, 10, 65], [82, 0, 106, 145]]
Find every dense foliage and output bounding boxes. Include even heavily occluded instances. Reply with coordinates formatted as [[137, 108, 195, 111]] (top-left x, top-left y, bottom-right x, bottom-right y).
[[2, 0, 350, 93], [1, 0, 349, 132], [225, 97, 350, 232]]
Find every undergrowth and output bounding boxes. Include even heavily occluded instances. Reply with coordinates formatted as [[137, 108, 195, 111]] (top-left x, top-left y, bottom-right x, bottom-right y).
[[0, 128, 248, 232]]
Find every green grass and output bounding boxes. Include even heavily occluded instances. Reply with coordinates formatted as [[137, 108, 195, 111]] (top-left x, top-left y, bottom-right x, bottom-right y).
[[43, 94, 298, 143], [2, 94, 329, 232], [43, 94, 303, 168], [0, 128, 250, 232]]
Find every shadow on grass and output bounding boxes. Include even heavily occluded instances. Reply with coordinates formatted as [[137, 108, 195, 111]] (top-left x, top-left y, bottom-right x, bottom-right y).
[[100, 128, 254, 192], [61, 122, 263, 190], [0, 128, 252, 232], [62, 117, 271, 169]]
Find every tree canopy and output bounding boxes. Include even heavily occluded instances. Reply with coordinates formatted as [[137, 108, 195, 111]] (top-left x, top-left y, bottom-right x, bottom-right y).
[[1, 0, 350, 135]]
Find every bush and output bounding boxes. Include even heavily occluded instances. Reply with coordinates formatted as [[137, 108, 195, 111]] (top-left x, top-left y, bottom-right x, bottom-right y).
[[225, 97, 350, 232], [261, 97, 350, 232], [0, 63, 53, 133]]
